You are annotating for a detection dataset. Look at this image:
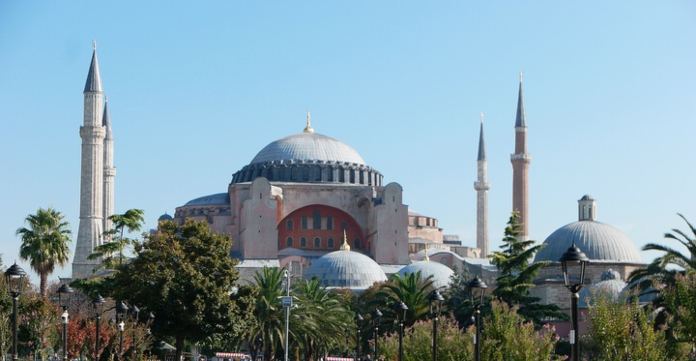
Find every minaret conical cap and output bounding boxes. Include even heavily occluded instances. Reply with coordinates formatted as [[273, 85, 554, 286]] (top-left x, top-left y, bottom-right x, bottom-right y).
[[103, 99, 112, 136], [515, 73, 526, 128], [84, 43, 103, 93], [477, 112, 486, 161]]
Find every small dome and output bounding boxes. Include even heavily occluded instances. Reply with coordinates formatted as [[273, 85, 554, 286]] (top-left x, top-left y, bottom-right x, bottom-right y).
[[250, 132, 366, 165], [158, 213, 173, 221], [304, 250, 387, 290], [397, 261, 454, 289], [600, 269, 622, 281], [579, 274, 627, 307], [534, 221, 642, 263]]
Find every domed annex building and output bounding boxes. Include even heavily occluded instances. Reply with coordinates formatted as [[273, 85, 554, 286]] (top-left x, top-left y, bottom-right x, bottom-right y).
[[531, 195, 644, 311], [172, 115, 409, 282]]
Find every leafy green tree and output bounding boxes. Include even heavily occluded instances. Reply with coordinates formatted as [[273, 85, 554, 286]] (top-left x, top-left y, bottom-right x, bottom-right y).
[[374, 272, 435, 329], [379, 316, 473, 361], [629, 213, 696, 301], [107, 219, 240, 361], [444, 266, 476, 327], [16, 208, 72, 297], [584, 297, 671, 361], [661, 272, 696, 358], [491, 212, 565, 324], [244, 267, 286, 361], [90, 209, 145, 268], [481, 301, 561, 361]]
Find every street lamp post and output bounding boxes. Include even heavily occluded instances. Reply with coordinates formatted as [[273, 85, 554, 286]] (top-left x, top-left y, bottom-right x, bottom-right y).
[[130, 305, 140, 360], [57, 284, 74, 361], [116, 301, 129, 359], [372, 309, 382, 361], [393, 302, 408, 361], [560, 243, 589, 361], [429, 289, 444, 361], [5, 263, 26, 361], [92, 295, 105, 361], [467, 277, 488, 361], [355, 313, 363, 361], [281, 269, 293, 361]]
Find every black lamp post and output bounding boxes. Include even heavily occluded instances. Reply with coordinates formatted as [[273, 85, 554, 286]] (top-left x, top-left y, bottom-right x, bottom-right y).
[[130, 305, 140, 360], [92, 294, 105, 361], [5, 263, 26, 361], [116, 301, 129, 359], [467, 276, 488, 361], [429, 289, 444, 361], [355, 313, 363, 361], [372, 309, 382, 361], [393, 302, 408, 361], [559, 242, 589, 361], [57, 284, 74, 361]]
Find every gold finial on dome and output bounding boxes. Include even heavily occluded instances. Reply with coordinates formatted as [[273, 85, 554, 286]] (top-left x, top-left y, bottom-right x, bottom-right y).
[[304, 111, 315, 133], [424, 243, 430, 262], [340, 229, 351, 251]]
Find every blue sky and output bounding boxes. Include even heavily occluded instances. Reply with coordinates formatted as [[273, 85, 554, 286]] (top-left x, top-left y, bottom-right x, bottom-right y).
[[1, 1, 695, 282]]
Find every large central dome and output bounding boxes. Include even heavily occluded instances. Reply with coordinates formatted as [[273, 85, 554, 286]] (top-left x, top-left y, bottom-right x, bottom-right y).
[[250, 132, 366, 165], [231, 116, 383, 186]]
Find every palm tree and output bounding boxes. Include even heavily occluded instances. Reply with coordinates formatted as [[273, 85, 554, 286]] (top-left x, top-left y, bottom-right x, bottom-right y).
[[16, 208, 71, 297], [247, 267, 286, 361], [90, 208, 144, 268], [374, 272, 435, 328], [629, 213, 696, 299]]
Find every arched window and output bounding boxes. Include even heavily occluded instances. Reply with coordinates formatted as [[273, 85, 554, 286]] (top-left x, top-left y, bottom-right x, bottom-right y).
[[300, 237, 307, 247], [328, 238, 334, 249], [286, 237, 293, 248], [301, 216, 308, 230], [327, 216, 333, 230], [286, 219, 293, 231], [313, 210, 321, 230], [354, 239, 361, 249], [314, 237, 321, 249]]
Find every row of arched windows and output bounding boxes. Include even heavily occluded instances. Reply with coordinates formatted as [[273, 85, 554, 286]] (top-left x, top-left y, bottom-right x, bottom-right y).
[[286, 237, 336, 249]]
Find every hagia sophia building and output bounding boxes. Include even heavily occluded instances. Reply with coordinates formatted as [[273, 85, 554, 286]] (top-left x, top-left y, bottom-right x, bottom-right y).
[[71, 46, 647, 314]]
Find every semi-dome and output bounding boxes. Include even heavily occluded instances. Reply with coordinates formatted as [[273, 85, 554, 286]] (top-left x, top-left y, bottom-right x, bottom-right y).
[[534, 197, 642, 263], [397, 260, 454, 289], [232, 115, 383, 186], [304, 239, 387, 290]]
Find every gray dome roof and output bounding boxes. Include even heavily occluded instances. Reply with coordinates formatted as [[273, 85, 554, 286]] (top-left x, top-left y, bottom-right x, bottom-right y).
[[304, 249, 387, 290], [534, 221, 642, 263], [158, 213, 173, 221], [397, 261, 454, 289], [250, 132, 366, 165], [185, 193, 228, 206], [579, 270, 627, 307]]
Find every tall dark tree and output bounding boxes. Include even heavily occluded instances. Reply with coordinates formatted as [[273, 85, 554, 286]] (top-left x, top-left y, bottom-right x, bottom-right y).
[[491, 212, 565, 324], [16, 208, 72, 297], [108, 219, 239, 360]]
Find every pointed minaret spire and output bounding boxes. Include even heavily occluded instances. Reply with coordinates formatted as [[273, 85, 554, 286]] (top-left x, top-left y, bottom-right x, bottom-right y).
[[474, 112, 490, 257], [84, 42, 103, 93], [102, 98, 111, 128], [477, 112, 486, 161], [303, 111, 315, 133], [515, 72, 526, 128], [102, 99, 116, 235], [511, 73, 531, 240]]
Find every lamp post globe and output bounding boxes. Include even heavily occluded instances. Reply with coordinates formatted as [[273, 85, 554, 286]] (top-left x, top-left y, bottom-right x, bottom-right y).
[[5, 263, 26, 361], [92, 294, 106, 361], [372, 309, 382, 360], [429, 289, 444, 361], [57, 284, 74, 361], [559, 242, 589, 361], [467, 276, 488, 361]]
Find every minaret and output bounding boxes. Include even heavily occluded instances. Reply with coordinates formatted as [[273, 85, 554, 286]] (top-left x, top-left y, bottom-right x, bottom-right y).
[[474, 113, 490, 257], [511, 73, 531, 239], [102, 99, 115, 235], [73, 44, 106, 279]]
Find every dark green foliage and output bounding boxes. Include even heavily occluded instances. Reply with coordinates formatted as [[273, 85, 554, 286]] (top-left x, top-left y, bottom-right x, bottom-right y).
[[491, 212, 566, 324], [89, 208, 145, 269], [108, 219, 240, 360]]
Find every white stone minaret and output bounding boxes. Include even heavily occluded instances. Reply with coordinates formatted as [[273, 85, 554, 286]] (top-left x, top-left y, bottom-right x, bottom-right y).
[[474, 113, 490, 257], [102, 100, 115, 235], [73, 44, 106, 279], [511, 73, 531, 239]]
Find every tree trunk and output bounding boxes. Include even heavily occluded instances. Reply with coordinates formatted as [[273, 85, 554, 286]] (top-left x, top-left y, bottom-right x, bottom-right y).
[[175, 335, 185, 361], [40, 272, 48, 298]]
